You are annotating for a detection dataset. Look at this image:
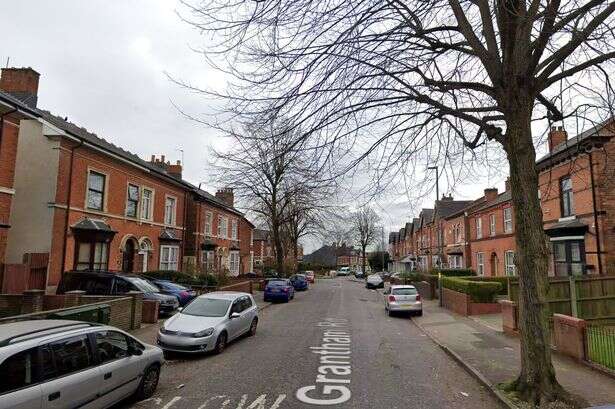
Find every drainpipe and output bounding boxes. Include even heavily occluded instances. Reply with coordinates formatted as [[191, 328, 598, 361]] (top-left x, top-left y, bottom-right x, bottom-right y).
[[588, 151, 603, 275], [60, 139, 84, 274]]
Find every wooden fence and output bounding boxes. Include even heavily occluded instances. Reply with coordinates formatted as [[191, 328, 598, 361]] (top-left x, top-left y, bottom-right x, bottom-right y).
[[509, 276, 615, 324]]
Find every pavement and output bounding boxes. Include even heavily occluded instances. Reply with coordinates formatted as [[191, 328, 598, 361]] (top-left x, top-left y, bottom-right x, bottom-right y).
[[413, 299, 615, 408], [122, 278, 502, 409]]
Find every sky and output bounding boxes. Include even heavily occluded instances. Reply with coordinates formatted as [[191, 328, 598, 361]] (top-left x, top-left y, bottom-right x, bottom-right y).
[[0, 0, 516, 252]]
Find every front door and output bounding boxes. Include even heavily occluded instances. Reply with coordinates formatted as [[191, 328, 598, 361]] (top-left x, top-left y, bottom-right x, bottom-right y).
[[490, 253, 498, 276], [122, 240, 135, 273]]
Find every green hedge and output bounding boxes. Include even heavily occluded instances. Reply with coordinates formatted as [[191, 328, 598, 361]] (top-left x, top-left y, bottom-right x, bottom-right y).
[[142, 270, 219, 287], [463, 276, 509, 295], [431, 268, 477, 277], [441, 276, 502, 303]]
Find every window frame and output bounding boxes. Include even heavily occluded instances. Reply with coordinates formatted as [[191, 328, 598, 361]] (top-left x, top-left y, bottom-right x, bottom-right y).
[[489, 214, 496, 237], [560, 176, 574, 218], [204, 211, 213, 236], [159, 245, 179, 270], [0, 346, 44, 395], [45, 334, 96, 381], [140, 187, 154, 221], [476, 252, 484, 276], [505, 250, 516, 276], [553, 240, 586, 276], [125, 183, 140, 218], [503, 207, 513, 233], [74, 239, 110, 271], [231, 219, 238, 240], [86, 170, 106, 211], [93, 330, 130, 364], [476, 217, 483, 239], [164, 195, 177, 226]]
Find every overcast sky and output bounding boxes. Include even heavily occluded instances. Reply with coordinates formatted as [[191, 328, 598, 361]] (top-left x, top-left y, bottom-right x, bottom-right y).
[[1, 0, 516, 252]]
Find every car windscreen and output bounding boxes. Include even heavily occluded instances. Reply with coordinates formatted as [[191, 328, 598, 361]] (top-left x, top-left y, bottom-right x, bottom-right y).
[[392, 288, 417, 295], [124, 277, 160, 293], [182, 298, 231, 317]]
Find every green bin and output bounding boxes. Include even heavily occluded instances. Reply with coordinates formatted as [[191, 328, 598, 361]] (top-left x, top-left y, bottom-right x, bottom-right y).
[[49, 304, 111, 325]]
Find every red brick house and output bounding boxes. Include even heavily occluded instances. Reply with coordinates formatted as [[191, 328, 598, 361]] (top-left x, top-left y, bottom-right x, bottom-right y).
[[415, 209, 434, 270], [0, 72, 40, 267], [184, 187, 255, 276], [432, 196, 473, 268], [538, 122, 615, 276], [253, 228, 274, 271]]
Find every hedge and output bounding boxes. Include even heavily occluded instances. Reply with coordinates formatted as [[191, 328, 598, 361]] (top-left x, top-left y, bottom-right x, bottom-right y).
[[463, 276, 509, 296], [441, 276, 502, 303], [430, 268, 477, 277], [141, 270, 219, 287]]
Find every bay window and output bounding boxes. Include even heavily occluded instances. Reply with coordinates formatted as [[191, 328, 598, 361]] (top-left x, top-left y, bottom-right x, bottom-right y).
[[160, 245, 179, 270]]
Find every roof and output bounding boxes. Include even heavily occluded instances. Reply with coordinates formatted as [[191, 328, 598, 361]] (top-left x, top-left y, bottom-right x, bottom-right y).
[[159, 229, 181, 241], [544, 218, 589, 237], [191, 186, 245, 218], [536, 119, 615, 170], [0, 320, 95, 346], [473, 190, 512, 213], [404, 221, 413, 235], [388, 232, 399, 243], [71, 218, 115, 232], [253, 228, 271, 241], [198, 291, 250, 300], [434, 199, 474, 219], [419, 209, 434, 227], [0, 90, 39, 118]]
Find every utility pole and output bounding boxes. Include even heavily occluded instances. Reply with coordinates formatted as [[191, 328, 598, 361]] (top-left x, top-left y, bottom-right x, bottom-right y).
[[427, 165, 439, 200], [381, 226, 385, 272]]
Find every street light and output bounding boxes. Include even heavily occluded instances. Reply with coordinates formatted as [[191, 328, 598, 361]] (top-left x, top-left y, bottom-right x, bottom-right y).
[[427, 165, 439, 201]]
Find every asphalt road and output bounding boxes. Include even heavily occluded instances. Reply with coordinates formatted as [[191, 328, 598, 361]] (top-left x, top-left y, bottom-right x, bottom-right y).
[[126, 278, 502, 409]]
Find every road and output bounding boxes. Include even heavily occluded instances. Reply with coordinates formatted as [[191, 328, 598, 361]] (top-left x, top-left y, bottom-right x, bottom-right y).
[[126, 278, 502, 409]]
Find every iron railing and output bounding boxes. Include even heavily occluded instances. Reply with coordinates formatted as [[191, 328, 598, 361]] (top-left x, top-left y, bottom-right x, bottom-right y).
[[586, 325, 615, 370]]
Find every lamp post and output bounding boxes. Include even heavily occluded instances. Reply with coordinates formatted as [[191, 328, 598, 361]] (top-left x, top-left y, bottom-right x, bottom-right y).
[[427, 165, 439, 200]]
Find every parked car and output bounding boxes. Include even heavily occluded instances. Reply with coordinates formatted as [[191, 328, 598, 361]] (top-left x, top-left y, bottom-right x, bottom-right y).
[[244, 272, 258, 278], [150, 279, 197, 307], [289, 274, 309, 291], [305, 271, 315, 283], [0, 319, 163, 409], [58, 271, 179, 314], [366, 274, 384, 289], [355, 270, 366, 279], [379, 271, 392, 279], [337, 267, 351, 276], [383, 285, 422, 316], [157, 292, 258, 356], [263, 279, 295, 302]]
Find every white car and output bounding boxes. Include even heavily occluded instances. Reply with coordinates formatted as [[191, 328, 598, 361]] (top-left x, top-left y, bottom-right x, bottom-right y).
[[366, 274, 384, 289], [337, 267, 351, 276], [384, 285, 423, 316], [0, 320, 163, 409], [158, 292, 258, 355]]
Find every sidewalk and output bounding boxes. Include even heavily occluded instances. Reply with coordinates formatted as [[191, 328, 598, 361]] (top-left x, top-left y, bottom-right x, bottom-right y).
[[414, 300, 615, 407], [130, 295, 271, 345]]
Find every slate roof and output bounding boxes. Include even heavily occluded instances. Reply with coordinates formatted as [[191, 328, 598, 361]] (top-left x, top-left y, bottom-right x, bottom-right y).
[[434, 199, 474, 220], [71, 218, 115, 232], [474, 190, 512, 213], [419, 209, 434, 227], [0, 90, 39, 118], [253, 228, 271, 241], [159, 229, 181, 241]]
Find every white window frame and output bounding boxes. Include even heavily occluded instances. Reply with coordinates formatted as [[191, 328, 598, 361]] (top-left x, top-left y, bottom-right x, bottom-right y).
[[86, 169, 107, 211], [449, 255, 463, 269], [229, 250, 240, 275], [505, 250, 516, 276], [125, 183, 140, 218], [477, 252, 484, 276], [489, 214, 496, 236], [476, 217, 483, 239], [201, 250, 215, 271], [217, 216, 228, 238], [231, 219, 238, 240], [204, 211, 213, 236], [503, 207, 513, 233], [159, 245, 179, 270], [140, 187, 154, 221], [164, 195, 177, 226]]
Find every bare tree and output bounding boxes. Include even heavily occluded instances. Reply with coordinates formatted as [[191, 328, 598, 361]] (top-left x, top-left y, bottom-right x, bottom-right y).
[[181, 0, 615, 405], [353, 206, 380, 275]]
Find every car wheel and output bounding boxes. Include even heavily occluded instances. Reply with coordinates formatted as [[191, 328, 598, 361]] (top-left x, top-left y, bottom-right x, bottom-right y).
[[134, 364, 160, 400], [249, 318, 258, 336], [214, 332, 227, 354], [416, 310, 423, 317]]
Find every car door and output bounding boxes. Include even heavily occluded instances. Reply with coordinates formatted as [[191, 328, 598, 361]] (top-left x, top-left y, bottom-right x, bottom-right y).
[[0, 347, 43, 409], [91, 330, 144, 407], [238, 297, 253, 334], [40, 334, 103, 409], [227, 299, 244, 340]]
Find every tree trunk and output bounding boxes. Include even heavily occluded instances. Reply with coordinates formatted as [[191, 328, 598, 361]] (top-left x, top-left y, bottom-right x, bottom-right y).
[[502, 112, 570, 405], [361, 245, 367, 275]]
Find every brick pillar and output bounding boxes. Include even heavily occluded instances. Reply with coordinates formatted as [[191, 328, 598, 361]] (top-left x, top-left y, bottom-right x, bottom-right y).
[[21, 289, 44, 314], [64, 290, 85, 307], [553, 314, 587, 360], [500, 300, 518, 335], [128, 291, 143, 330]]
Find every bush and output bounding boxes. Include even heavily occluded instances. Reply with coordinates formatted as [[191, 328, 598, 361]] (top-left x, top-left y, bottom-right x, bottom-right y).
[[441, 276, 502, 303], [142, 270, 219, 287], [463, 276, 509, 295], [430, 268, 477, 277]]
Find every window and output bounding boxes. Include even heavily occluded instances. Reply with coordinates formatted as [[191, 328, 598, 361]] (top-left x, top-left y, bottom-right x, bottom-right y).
[[86, 171, 105, 210], [553, 240, 585, 276], [95, 331, 129, 363], [231, 219, 238, 240], [229, 251, 240, 275], [503, 207, 513, 233], [49, 335, 93, 377], [505, 251, 516, 276], [449, 255, 463, 269], [125, 184, 139, 218], [164, 196, 176, 225], [75, 241, 109, 271], [160, 245, 179, 270], [476, 252, 484, 276], [560, 177, 574, 217], [0, 347, 40, 394], [240, 296, 253, 311], [201, 250, 215, 271], [431, 255, 441, 268], [205, 212, 213, 236], [141, 188, 153, 220], [476, 217, 483, 239], [218, 216, 228, 238], [489, 214, 496, 236]]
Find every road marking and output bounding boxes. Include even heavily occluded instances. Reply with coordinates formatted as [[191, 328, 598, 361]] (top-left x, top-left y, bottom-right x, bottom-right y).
[[161, 396, 182, 409], [296, 318, 352, 405]]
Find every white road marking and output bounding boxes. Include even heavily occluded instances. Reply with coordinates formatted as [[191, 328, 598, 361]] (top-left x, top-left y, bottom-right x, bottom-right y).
[[161, 396, 182, 409]]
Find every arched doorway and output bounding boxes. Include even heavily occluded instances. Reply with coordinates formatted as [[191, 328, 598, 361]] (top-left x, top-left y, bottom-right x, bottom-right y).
[[490, 252, 499, 276], [139, 238, 153, 272], [121, 238, 138, 273]]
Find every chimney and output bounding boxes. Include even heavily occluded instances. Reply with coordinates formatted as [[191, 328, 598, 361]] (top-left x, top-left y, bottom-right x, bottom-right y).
[[148, 155, 182, 179], [440, 194, 453, 201], [505, 177, 511, 192], [0, 67, 40, 108], [215, 188, 234, 207], [484, 188, 498, 202], [548, 126, 568, 153]]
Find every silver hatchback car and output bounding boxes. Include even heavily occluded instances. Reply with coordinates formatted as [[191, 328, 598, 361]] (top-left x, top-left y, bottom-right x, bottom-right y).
[[384, 285, 423, 316], [157, 292, 258, 355], [0, 319, 163, 409]]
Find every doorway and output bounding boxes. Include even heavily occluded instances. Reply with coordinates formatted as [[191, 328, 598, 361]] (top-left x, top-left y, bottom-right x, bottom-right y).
[[490, 252, 498, 276], [122, 239, 136, 273]]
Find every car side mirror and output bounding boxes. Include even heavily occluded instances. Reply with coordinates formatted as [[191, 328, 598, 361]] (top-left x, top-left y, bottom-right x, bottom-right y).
[[230, 312, 241, 319]]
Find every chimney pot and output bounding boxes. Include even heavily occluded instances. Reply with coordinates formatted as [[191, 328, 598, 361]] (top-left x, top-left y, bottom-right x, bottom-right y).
[[484, 188, 498, 202], [150, 155, 155, 162], [548, 126, 568, 153], [161, 155, 165, 163], [0, 67, 40, 108]]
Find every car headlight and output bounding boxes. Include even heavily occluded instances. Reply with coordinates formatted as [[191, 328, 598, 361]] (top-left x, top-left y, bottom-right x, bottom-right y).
[[192, 328, 215, 338]]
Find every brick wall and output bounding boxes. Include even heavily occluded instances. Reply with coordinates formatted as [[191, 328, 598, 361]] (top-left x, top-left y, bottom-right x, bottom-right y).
[[219, 280, 253, 294], [553, 314, 587, 360], [0, 119, 20, 265], [441, 287, 501, 316], [0, 294, 23, 317]]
